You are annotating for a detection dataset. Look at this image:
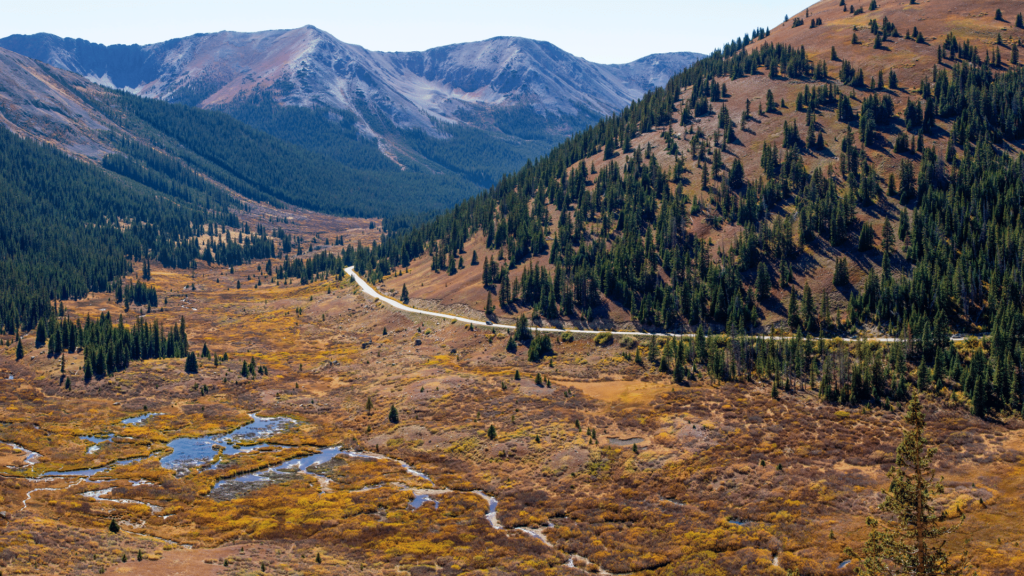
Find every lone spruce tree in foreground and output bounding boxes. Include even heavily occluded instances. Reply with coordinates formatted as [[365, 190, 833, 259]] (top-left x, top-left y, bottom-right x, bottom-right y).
[[847, 397, 974, 575]]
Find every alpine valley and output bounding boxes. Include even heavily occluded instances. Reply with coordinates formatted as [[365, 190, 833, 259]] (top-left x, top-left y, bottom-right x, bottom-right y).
[[1, 1, 1023, 575], [0, 28, 702, 195]]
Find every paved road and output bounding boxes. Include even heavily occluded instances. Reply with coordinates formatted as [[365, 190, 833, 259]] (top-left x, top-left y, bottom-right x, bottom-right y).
[[343, 267, 973, 343]]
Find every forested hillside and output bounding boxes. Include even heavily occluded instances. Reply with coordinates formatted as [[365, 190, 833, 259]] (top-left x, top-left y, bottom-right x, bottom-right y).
[[86, 89, 484, 224], [332, 0, 1024, 376], [361, 0, 1024, 335], [219, 91, 554, 190], [0, 124, 241, 333]]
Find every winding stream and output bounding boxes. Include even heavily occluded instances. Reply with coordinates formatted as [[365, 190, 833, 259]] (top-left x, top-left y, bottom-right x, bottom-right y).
[[4, 442, 40, 468], [121, 413, 161, 425], [5, 412, 610, 573]]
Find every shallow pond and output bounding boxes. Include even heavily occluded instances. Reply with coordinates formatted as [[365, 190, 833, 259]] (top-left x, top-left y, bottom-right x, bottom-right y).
[[38, 414, 294, 476], [160, 414, 295, 471], [410, 493, 439, 510], [215, 446, 343, 487]]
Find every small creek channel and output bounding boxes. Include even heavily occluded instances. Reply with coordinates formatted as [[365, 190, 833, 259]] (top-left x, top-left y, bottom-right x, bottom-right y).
[[4, 413, 609, 573], [3, 443, 40, 467]]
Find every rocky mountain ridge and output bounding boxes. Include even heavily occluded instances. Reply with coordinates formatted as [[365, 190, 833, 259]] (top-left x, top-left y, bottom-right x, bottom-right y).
[[0, 27, 702, 140]]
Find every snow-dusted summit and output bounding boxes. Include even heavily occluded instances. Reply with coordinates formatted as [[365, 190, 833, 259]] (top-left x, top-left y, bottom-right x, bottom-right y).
[[0, 27, 702, 139]]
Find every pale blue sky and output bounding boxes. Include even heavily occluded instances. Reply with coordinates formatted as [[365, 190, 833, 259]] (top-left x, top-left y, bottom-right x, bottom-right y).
[[3, 0, 812, 63]]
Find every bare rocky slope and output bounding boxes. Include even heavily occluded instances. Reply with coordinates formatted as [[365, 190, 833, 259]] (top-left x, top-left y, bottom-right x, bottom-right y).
[[0, 47, 117, 159]]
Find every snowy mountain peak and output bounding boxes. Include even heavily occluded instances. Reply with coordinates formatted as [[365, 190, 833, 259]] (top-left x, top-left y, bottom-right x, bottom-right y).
[[0, 29, 702, 139]]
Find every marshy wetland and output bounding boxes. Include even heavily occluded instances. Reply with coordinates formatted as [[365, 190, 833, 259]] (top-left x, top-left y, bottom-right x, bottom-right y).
[[1, 230, 1023, 575]]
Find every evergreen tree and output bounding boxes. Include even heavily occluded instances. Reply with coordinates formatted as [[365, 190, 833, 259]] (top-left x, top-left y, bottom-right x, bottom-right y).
[[833, 258, 850, 287], [859, 222, 875, 251], [514, 314, 530, 342], [604, 133, 616, 160], [400, 284, 409, 304], [788, 290, 801, 330], [487, 424, 497, 440], [918, 364, 931, 391], [673, 343, 686, 385], [527, 334, 553, 361], [881, 219, 896, 254], [898, 209, 910, 241], [184, 352, 199, 374], [972, 377, 988, 417], [15, 335, 24, 361], [35, 322, 46, 349], [848, 397, 973, 575], [109, 518, 120, 534], [820, 292, 832, 330], [755, 262, 771, 301], [647, 336, 659, 364], [388, 404, 399, 424], [801, 285, 816, 332]]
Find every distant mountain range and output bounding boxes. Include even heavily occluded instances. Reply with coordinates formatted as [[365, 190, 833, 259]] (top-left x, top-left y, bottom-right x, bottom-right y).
[[0, 27, 702, 142]]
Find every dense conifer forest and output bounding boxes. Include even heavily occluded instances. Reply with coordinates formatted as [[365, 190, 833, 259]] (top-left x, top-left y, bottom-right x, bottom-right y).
[[39, 309, 190, 383], [221, 91, 554, 191], [85, 89, 483, 225], [0, 125, 237, 334]]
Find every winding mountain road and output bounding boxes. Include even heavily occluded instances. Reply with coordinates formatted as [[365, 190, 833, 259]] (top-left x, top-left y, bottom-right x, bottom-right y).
[[343, 267, 972, 344]]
